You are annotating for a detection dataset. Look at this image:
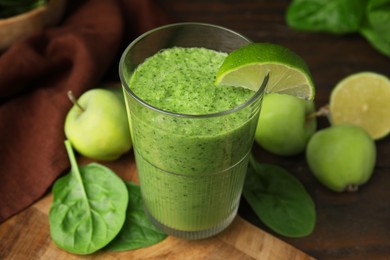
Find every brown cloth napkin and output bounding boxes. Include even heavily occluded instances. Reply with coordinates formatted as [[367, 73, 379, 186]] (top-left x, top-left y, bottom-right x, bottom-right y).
[[0, 0, 171, 223]]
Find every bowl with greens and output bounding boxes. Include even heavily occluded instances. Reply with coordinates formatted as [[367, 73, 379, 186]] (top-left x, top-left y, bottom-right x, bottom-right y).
[[0, 0, 66, 50]]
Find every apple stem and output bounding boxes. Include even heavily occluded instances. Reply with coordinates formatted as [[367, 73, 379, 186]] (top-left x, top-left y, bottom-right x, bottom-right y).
[[306, 104, 331, 121], [346, 184, 359, 192], [67, 90, 85, 112]]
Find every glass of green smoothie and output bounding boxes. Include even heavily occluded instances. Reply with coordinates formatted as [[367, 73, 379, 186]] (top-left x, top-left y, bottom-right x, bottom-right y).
[[119, 23, 267, 239]]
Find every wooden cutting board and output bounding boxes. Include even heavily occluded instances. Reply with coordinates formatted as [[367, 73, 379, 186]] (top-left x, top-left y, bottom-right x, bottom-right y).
[[0, 155, 314, 259]]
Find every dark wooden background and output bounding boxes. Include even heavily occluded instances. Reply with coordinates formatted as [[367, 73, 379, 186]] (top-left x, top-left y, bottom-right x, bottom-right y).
[[155, 0, 390, 259]]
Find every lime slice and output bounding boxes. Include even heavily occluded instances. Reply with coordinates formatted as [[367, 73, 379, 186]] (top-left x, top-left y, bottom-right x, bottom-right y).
[[215, 43, 315, 100], [329, 71, 390, 140]]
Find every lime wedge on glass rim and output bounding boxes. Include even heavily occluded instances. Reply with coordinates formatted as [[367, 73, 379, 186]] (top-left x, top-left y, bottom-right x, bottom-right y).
[[215, 43, 315, 100], [329, 71, 390, 140]]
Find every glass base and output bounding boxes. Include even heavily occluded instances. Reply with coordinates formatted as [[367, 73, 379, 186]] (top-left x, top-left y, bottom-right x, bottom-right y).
[[145, 206, 238, 240]]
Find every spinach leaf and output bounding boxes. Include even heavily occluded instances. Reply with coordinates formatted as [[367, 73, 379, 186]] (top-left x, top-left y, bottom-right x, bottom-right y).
[[105, 182, 167, 251], [49, 141, 128, 255], [366, 0, 390, 37], [360, 22, 390, 57], [360, 0, 390, 56], [243, 155, 316, 237], [285, 0, 390, 57], [286, 0, 367, 34]]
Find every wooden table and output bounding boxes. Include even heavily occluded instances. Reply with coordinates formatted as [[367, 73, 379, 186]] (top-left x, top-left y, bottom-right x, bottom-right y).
[[0, 154, 315, 259], [1, 1, 390, 259]]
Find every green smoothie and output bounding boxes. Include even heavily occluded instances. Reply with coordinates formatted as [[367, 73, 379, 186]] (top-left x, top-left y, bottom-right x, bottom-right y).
[[125, 47, 261, 236]]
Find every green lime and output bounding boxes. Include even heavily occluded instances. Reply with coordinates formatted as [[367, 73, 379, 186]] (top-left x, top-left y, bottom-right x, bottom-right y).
[[215, 43, 315, 100], [329, 71, 390, 140]]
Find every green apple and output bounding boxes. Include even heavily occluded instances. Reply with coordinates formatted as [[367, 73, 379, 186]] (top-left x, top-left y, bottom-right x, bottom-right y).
[[306, 124, 376, 192], [255, 93, 317, 156], [64, 88, 132, 161]]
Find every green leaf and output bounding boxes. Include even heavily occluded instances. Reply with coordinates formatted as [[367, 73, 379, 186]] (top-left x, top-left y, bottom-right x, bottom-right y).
[[105, 182, 167, 251], [366, 0, 390, 38], [243, 156, 316, 237], [286, 0, 367, 34], [360, 0, 390, 57], [49, 141, 128, 255], [360, 22, 390, 57]]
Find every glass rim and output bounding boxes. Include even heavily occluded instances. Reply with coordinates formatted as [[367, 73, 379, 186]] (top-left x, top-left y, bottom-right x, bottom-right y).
[[119, 22, 266, 119]]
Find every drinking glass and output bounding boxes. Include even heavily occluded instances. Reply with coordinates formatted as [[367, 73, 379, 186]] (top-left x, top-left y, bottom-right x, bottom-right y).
[[119, 23, 266, 239]]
